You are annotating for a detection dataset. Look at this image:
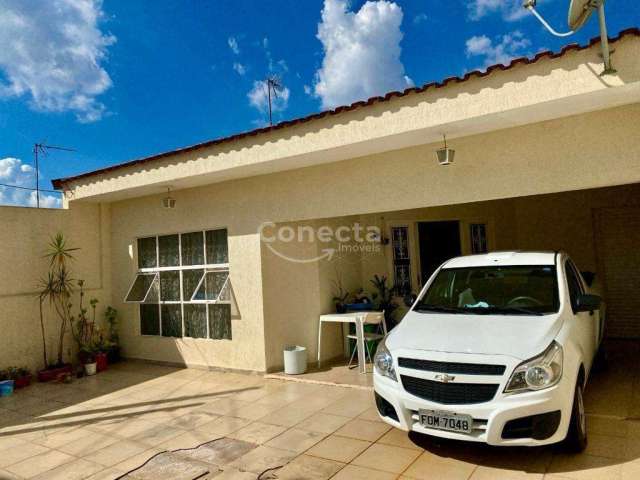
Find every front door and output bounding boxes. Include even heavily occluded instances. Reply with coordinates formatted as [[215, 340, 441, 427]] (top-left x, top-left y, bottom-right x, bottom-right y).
[[418, 221, 461, 285]]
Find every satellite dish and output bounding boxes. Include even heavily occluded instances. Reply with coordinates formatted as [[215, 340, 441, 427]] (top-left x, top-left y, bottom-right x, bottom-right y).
[[568, 0, 595, 31], [523, 0, 615, 75]]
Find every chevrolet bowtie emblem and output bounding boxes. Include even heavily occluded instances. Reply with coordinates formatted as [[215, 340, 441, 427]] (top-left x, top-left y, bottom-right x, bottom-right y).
[[434, 374, 456, 383]]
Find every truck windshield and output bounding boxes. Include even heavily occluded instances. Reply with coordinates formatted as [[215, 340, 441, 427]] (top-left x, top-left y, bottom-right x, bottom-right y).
[[414, 265, 560, 316]]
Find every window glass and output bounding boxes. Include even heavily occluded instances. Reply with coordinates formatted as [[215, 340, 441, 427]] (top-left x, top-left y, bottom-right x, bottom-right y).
[[160, 271, 181, 301], [140, 305, 160, 335], [415, 265, 559, 315], [205, 272, 229, 300], [129, 229, 232, 340], [565, 261, 582, 311], [161, 305, 182, 337], [158, 234, 179, 267], [209, 304, 232, 340], [182, 269, 205, 301], [125, 273, 157, 302], [137, 237, 157, 268], [181, 232, 204, 266], [206, 229, 228, 264], [184, 304, 207, 338]]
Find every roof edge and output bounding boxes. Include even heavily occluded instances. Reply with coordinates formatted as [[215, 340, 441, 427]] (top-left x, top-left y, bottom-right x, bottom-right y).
[[52, 27, 640, 190]]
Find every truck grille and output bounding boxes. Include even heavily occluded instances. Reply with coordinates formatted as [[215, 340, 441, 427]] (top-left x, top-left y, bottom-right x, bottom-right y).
[[398, 358, 505, 376], [401, 375, 499, 405]]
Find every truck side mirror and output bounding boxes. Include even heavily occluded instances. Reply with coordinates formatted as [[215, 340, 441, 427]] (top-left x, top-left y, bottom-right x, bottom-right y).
[[575, 294, 601, 313]]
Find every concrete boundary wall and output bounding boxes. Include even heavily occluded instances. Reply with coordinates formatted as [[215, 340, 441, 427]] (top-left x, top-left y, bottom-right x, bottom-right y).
[[0, 203, 110, 373]]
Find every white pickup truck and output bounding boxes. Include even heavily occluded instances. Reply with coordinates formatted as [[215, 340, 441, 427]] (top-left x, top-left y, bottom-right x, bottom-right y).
[[373, 251, 605, 451]]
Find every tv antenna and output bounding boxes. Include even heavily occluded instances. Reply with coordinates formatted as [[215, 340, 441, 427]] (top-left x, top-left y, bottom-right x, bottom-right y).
[[265, 75, 283, 126], [523, 0, 615, 75], [33, 143, 75, 208]]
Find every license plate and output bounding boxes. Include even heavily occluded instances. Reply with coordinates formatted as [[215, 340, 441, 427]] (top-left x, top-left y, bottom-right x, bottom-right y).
[[419, 410, 473, 434]]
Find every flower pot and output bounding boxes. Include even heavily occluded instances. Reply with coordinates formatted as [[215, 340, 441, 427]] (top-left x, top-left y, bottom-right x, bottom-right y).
[[37, 364, 72, 383], [107, 346, 121, 364], [14, 375, 32, 389], [0, 380, 14, 397], [95, 352, 108, 372], [84, 362, 97, 376]]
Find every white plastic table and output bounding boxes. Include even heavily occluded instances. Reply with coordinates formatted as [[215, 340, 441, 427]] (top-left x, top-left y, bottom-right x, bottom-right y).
[[317, 312, 376, 374]]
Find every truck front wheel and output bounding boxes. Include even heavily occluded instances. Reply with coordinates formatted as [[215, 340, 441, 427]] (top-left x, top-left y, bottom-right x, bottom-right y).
[[564, 382, 587, 452]]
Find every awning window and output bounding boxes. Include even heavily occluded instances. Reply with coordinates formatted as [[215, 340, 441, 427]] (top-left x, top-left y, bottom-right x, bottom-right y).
[[191, 270, 230, 302], [124, 273, 159, 303]]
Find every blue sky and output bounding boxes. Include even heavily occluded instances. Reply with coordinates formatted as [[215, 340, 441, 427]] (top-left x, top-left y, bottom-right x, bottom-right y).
[[0, 0, 638, 207]]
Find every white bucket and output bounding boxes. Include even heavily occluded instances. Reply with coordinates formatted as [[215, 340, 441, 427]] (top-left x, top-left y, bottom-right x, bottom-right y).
[[283, 345, 307, 375], [84, 362, 97, 376]]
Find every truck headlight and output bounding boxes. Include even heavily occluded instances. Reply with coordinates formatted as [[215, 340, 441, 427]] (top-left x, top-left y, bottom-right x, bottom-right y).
[[374, 337, 397, 382], [505, 341, 563, 393]]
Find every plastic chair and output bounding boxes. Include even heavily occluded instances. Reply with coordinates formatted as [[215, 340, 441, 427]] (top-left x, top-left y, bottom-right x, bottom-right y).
[[347, 311, 387, 369]]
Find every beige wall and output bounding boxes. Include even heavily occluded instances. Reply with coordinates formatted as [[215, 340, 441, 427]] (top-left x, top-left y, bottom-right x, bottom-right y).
[[99, 105, 640, 373], [0, 203, 111, 373]]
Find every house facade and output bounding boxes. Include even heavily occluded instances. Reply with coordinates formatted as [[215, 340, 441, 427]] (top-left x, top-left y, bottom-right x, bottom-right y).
[[45, 29, 640, 373]]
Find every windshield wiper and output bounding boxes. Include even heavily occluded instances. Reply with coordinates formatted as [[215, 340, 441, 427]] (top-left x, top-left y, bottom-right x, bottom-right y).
[[414, 304, 463, 314]]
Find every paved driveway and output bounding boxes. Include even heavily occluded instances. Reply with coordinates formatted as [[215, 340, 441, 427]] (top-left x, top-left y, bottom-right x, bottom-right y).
[[0, 345, 638, 479]]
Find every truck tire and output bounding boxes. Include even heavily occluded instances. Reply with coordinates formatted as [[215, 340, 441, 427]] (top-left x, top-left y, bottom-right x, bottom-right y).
[[564, 382, 587, 452]]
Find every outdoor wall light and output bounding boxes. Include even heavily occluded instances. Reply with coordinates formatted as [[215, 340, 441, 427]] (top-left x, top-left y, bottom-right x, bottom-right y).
[[436, 135, 455, 166], [162, 187, 176, 209]]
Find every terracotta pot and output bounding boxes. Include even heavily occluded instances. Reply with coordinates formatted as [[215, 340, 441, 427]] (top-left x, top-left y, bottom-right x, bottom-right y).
[[95, 352, 108, 372], [37, 364, 72, 383], [14, 375, 32, 389]]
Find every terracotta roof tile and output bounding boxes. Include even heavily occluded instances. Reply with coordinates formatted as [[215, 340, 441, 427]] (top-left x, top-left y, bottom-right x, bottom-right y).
[[52, 27, 640, 190]]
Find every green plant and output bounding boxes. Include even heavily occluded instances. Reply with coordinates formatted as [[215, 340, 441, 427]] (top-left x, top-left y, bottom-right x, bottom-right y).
[[38, 233, 79, 368], [370, 274, 398, 325], [331, 270, 350, 305], [4, 367, 31, 380], [105, 306, 119, 345]]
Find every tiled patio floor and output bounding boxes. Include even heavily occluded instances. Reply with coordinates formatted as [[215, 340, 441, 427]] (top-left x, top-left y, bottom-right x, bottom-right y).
[[0, 343, 639, 479]]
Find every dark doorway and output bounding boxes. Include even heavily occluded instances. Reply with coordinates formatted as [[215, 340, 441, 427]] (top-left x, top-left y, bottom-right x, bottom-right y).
[[418, 221, 461, 285]]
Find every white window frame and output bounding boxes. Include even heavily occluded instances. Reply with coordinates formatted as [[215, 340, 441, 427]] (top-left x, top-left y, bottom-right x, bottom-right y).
[[126, 229, 231, 339], [124, 272, 159, 303]]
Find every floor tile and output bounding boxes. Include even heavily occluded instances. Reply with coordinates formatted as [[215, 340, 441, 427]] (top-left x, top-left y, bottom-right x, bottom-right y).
[[296, 413, 351, 434], [334, 418, 391, 442], [331, 464, 397, 480], [0, 442, 49, 468], [84, 439, 149, 467], [265, 428, 327, 454], [306, 434, 371, 463], [352, 443, 421, 474], [5, 449, 75, 479], [31, 458, 103, 480], [227, 421, 286, 445], [196, 416, 251, 437], [377, 428, 423, 450], [226, 445, 296, 474], [275, 454, 344, 480]]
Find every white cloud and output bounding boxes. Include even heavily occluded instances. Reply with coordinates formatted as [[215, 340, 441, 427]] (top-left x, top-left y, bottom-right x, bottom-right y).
[[465, 31, 531, 68], [303, 84, 312, 95], [467, 0, 534, 22], [0, 0, 115, 123], [0, 157, 61, 208], [313, 0, 412, 110], [233, 62, 247, 75], [228, 36, 240, 54], [413, 12, 428, 25], [247, 80, 290, 114]]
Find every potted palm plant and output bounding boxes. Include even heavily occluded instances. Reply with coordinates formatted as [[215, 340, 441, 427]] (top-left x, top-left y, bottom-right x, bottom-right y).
[[37, 234, 78, 382], [105, 306, 121, 363]]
